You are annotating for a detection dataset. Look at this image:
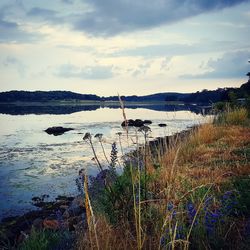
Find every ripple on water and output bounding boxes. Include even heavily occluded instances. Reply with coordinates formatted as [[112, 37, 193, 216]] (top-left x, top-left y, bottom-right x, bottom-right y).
[[0, 108, 209, 219]]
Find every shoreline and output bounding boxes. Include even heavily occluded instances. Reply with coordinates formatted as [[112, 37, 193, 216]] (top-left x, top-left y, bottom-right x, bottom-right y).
[[1, 112, 249, 248], [0, 126, 197, 245]]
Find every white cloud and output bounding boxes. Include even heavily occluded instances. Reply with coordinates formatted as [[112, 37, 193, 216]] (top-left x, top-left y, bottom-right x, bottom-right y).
[[56, 63, 114, 79], [2, 56, 27, 77], [182, 50, 250, 79]]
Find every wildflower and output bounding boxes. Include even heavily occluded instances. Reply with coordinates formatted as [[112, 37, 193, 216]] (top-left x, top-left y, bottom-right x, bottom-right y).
[[110, 142, 118, 169], [221, 190, 239, 216], [187, 201, 198, 226], [76, 168, 85, 195], [83, 132, 91, 141], [166, 201, 177, 220], [94, 133, 103, 140], [160, 236, 166, 246], [205, 209, 220, 235], [83, 132, 103, 171], [222, 190, 233, 200], [176, 225, 185, 240], [204, 196, 213, 212], [171, 210, 177, 220], [138, 125, 151, 134], [167, 201, 174, 211]]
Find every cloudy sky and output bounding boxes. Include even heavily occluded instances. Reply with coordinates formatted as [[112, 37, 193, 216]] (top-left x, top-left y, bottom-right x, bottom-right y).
[[0, 0, 250, 96]]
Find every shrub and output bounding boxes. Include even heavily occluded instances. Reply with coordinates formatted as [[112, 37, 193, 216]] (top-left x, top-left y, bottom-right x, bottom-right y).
[[19, 229, 72, 250]]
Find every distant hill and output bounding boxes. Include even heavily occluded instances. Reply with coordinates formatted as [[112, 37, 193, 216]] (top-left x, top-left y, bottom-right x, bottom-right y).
[[179, 88, 233, 103], [105, 93, 189, 102], [0, 90, 101, 102], [180, 82, 249, 104], [0, 81, 249, 104], [0, 90, 189, 103]]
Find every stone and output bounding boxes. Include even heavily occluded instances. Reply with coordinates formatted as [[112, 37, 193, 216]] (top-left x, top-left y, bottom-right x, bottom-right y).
[[43, 219, 59, 230], [133, 119, 144, 127], [45, 127, 74, 136], [143, 120, 152, 125], [158, 123, 167, 127], [121, 119, 145, 127], [121, 119, 135, 127], [32, 218, 44, 230]]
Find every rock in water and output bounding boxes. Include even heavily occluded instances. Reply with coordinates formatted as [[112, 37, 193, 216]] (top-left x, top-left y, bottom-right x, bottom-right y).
[[45, 126, 74, 136], [121, 119, 135, 127], [133, 119, 144, 127], [143, 120, 152, 125], [158, 123, 167, 127], [121, 119, 146, 127]]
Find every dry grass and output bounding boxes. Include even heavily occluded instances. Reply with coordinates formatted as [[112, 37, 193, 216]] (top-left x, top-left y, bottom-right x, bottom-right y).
[[77, 216, 137, 250], [77, 114, 250, 250], [151, 122, 250, 204], [178, 124, 250, 165]]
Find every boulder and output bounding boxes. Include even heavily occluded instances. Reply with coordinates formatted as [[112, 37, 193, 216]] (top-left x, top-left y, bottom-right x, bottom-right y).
[[62, 196, 86, 218], [121, 119, 145, 127], [143, 120, 152, 125], [43, 219, 59, 230], [158, 123, 167, 127], [133, 119, 144, 127], [45, 126, 74, 136], [121, 119, 135, 127]]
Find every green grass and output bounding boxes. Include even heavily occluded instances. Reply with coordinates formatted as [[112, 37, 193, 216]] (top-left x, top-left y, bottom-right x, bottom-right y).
[[19, 229, 73, 250], [214, 107, 249, 126]]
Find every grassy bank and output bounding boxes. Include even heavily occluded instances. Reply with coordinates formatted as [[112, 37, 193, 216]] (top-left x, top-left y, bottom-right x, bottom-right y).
[[9, 108, 250, 250], [76, 107, 250, 250]]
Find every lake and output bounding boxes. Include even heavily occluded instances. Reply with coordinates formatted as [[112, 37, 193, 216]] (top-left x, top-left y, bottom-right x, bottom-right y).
[[0, 104, 210, 220]]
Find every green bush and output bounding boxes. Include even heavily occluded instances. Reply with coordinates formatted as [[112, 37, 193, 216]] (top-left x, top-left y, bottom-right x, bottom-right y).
[[96, 165, 136, 224], [19, 229, 72, 250]]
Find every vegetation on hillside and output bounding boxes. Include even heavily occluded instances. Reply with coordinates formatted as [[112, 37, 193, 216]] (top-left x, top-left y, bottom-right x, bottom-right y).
[[0, 80, 249, 104], [0, 90, 101, 102]]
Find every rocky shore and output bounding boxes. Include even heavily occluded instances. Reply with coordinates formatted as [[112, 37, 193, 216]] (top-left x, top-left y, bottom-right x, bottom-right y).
[[0, 194, 86, 248]]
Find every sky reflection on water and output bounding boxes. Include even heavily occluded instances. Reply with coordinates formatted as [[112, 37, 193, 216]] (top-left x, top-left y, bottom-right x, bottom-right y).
[[0, 106, 210, 219]]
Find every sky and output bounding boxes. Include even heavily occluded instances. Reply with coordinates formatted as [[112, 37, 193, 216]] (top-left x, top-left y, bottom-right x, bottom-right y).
[[0, 0, 250, 96]]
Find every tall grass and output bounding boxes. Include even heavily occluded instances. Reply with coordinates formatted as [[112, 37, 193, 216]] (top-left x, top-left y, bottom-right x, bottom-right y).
[[214, 107, 248, 126], [76, 107, 250, 250]]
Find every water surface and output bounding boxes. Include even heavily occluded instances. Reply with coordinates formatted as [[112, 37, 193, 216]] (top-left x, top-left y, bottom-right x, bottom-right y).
[[0, 105, 209, 219]]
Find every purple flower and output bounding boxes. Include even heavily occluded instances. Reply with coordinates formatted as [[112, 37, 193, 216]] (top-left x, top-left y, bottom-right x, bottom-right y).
[[187, 201, 197, 226], [56, 210, 64, 228], [167, 201, 174, 211]]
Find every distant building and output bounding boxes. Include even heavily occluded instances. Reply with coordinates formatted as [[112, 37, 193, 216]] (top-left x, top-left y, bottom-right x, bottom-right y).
[[237, 98, 246, 104]]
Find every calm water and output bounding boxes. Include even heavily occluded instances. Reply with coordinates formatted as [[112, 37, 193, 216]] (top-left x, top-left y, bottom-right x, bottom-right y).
[[0, 105, 209, 219]]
